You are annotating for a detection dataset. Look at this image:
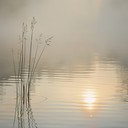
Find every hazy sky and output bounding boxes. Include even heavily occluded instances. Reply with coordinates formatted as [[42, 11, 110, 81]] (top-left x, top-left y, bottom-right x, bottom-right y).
[[0, 0, 128, 41], [0, 0, 128, 65]]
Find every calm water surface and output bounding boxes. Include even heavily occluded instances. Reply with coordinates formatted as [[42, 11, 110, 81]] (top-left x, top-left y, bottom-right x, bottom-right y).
[[0, 55, 128, 128], [1, 0, 128, 128]]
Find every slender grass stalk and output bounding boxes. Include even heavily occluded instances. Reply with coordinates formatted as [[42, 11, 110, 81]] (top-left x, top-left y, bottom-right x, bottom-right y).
[[24, 25, 27, 70], [28, 36, 53, 86], [31, 43, 46, 79], [28, 17, 36, 85], [12, 50, 17, 128], [13, 17, 52, 128], [32, 43, 39, 74]]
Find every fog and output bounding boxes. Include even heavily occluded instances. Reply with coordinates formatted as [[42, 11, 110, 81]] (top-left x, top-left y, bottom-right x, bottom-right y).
[[0, 0, 128, 77]]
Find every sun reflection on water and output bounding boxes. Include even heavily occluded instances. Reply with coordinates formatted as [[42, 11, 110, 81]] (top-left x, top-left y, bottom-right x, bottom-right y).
[[84, 90, 96, 109], [82, 89, 97, 117]]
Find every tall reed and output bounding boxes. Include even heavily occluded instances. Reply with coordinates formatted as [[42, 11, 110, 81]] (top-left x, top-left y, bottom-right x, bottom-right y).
[[12, 17, 53, 128]]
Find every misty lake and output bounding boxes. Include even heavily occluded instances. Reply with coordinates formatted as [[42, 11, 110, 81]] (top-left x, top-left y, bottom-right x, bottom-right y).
[[0, 0, 128, 128], [0, 53, 128, 128]]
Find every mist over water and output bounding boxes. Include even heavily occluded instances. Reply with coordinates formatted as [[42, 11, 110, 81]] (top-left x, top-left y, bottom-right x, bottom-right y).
[[0, 1, 128, 128], [0, 0, 128, 67], [0, 0, 128, 88]]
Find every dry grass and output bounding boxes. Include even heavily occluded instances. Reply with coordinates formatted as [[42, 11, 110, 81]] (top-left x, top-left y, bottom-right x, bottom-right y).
[[12, 17, 53, 128]]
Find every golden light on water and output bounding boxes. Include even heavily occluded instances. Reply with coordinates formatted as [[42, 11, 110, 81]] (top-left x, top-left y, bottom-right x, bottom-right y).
[[83, 90, 96, 110], [81, 89, 98, 118]]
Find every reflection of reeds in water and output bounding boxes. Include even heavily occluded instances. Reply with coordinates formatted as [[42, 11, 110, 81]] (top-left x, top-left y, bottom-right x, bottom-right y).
[[12, 17, 53, 128], [12, 86, 38, 128]]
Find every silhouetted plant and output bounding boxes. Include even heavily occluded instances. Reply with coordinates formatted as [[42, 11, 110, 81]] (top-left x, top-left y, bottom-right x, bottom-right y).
[[12, 17, 53, 128]]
